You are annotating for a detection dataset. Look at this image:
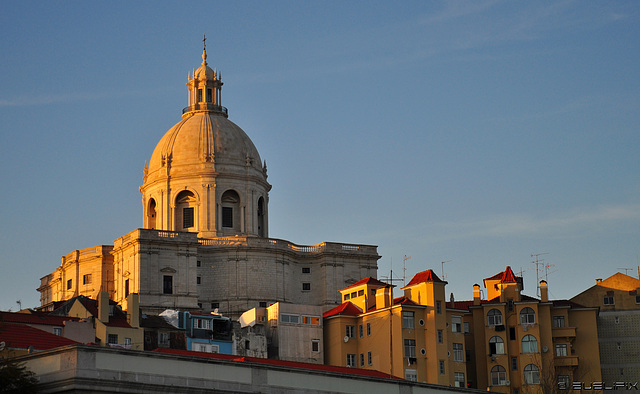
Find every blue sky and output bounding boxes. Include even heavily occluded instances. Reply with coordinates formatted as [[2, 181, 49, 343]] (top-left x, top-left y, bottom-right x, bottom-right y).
[[1, 1, 639, 311]]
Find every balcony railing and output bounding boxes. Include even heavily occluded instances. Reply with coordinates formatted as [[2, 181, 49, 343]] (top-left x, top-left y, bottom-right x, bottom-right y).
[[552, 326, 577, 338], [183, 104, 228, 116], [555, 356, 579, 367]]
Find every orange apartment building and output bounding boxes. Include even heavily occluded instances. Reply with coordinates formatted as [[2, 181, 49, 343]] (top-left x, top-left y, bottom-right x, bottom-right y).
[[323, 267, 602, 392]]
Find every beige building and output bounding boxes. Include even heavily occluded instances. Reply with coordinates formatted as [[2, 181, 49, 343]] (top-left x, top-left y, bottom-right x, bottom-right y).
[[323, 267, 602, 393], [571, 272, 640, 383], [38, 44, 379, 317]]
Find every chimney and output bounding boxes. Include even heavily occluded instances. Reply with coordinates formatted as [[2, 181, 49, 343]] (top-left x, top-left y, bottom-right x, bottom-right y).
[[596, 278, 602, 285], [450, 292, 455, 308], [376, 287, 391, 309], [540, 280, 548, 302], [126, 293, 140, 328], [473, 284, 481, 306], [98, 291, 109, 323]]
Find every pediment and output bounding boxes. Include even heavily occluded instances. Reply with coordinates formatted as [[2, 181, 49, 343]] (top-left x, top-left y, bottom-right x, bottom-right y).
[[160, 266, 177, 273]]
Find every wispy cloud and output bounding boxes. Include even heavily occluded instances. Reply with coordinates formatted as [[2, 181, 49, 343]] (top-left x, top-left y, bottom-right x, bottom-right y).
[[433, 203, 640, 241]]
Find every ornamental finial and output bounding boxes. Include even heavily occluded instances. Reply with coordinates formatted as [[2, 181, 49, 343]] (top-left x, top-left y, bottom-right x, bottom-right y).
[[202, 34, 208, 66]]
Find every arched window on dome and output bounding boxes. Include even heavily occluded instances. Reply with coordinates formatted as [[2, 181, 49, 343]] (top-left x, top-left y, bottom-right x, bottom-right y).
[[221, 190, 240, 233], [175, 190, 197, 232], [147, 198, 157, 230], [257, 196, 265, 237]]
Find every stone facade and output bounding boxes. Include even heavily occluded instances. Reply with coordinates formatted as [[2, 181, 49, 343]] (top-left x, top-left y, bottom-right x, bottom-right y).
[[38, 45, 380, 317]]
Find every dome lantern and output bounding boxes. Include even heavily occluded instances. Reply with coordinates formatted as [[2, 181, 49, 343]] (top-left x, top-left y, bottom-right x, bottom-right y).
[[183, 35, 227, 118]]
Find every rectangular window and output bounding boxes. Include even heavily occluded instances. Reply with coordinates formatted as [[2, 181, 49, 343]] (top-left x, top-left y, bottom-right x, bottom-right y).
[[439, 360, 445, 374], [451, 316, 462, 333], [281, 314, 300, 324], [367, 351, 372, 365], [604, 295, 614, 305], [436, 301, 442, 314], [303, 316, 320, 325], [108, 334, 118, 344], [367, 322, 371, 336], [437, 329, 443, 344], [346, 353, 356, 367], [193, 319, 210, 329], [359, 324, 363, 338], [453, 343, 463, 362], [83, 274, 92, 285], [158, 332, 170, 346], [211, 302, 219, 309], [344, 293, 350, 301], [556, 344, 568, 357], [67, 279, 72, 290], [511, 357, 518, 371], [405, 369, 417, 382], [197, 276, 201, 285], [346, 325, 355, 338], [360, 353, 365, 367], [404, 339, 416, 358], [124, 279, 130, 298], [206, 88, 212, 102], [197, 89, 203, 102], [636, 294, 640, 304], [53, 327, 62, 336], [124, 337, 131, 346], [351, 292, 357, 298], [222, 207, 233, 228], [302, 267, 310, 274], [163, 275, 173, 294], [245, 340, 250, 350], [358, 289, 364, 296], [183, 207, 194, 228], [402, 311, 415, 329], [507, 299, 514, 312], [311, 339, 320, 352], [302, 282, 311, 291], [197, 260, 201, 267], [553, 315, 566, 328], [454, 372, 465, 387], [509, 326, 516, 341], [259, 302, 267, 308], [464, 322, 470, 334]]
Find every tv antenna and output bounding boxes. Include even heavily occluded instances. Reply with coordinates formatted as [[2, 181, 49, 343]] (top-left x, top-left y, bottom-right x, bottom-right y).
[[441, 260, 452, 280], [402, 255, 411, 286], [531, 252, 550, 297], [618, 267, 634, 276], [16, 299, 22, 310]]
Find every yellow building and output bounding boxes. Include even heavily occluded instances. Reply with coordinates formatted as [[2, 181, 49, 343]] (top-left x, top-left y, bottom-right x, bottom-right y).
[[324, 267, 602, 392], [571, 272, 640, 383], [458, 266, 601, 393], [323, 272, 465, 386]]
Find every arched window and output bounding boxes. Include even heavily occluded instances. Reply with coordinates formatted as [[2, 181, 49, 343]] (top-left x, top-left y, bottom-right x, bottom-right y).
[[147, 198, 157, 229], [490, 365, 507, 386], [520, 307, 536, 324], [221, 190, 240, 232], [522, 334, 538, 353], [487, 309, 503, 326], [257, 196, 265, 237], [175, 190, 197, 231], [524, 364, 540, 384], [489, 336, 504, 355]]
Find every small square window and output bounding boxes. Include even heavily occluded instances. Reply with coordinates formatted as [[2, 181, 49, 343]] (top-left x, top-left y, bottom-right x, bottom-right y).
[[302, 267, 310, 274], [108, 334, 118, 344], [197, 303, 202, 308], [604, 295, 615, 305], [82, 274, 92, 285], [302, 282, 311, 291], [211, 302, 219, 309], [67, 279, 73, 290], [53, 327, 62, 336], [358, 289, 364, 296], [312, 340, 320, 352], [259, 301, 267, 308]]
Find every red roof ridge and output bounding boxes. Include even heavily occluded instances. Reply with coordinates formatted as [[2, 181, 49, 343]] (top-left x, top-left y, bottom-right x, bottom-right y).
[[403, 269, 445, 288], [323, 302, 362, 318], [341, 277, 391, 292]]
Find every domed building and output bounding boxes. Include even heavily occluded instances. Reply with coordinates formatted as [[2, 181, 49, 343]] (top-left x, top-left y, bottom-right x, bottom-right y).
[[38, 45, 380, 316]]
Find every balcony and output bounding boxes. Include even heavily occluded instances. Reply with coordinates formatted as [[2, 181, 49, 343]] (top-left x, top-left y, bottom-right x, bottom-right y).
[[552, 326, 576, 339], [183, 103, 228, 116], [555, 356, 579, 367]]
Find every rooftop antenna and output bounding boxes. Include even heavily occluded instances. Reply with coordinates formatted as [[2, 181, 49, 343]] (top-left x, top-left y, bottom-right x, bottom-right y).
[[16, 299, 22, 310], [618, 267, 633, 276], [402, 255, 411, 286], [441, 260, 452, 280], [531, 252, 549, 297]]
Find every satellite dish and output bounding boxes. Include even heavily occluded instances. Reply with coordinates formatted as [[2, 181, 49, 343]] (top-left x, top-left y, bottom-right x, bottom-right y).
[[343, 336, 349, 343], [0, 341, 5, 351]]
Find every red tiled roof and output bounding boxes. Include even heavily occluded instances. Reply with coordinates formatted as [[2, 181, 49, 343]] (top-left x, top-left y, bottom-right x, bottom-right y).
[[449, 300, 475, 311], [0, 323, 78, 351], [341, 277, 390, 292], [484, 266, 519, 285], [323, 302, 362, 318], [0, 311, 80, 326], [393, 296, 417, 306], [404, 269, 445, 288], [153, 348, 398, 380]]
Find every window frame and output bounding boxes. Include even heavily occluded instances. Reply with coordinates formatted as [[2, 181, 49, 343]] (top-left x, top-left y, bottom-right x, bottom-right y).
[[552, 315, 566, 328], [520, 307, 536, 325], [555, 343, 568, 357], [522, 334, 538, 353], [345, 325, 355, 338], [489, 336, 505, 355], [346, 353, 356, 367], [404, 339, 416, 358], [487, 308, 503, 326], [523, 364, 540, 385], [454, 372, 465, 388], [402, 311, 415, 329], [491, 365, 507, 386], [453, 343, 464, 362]]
